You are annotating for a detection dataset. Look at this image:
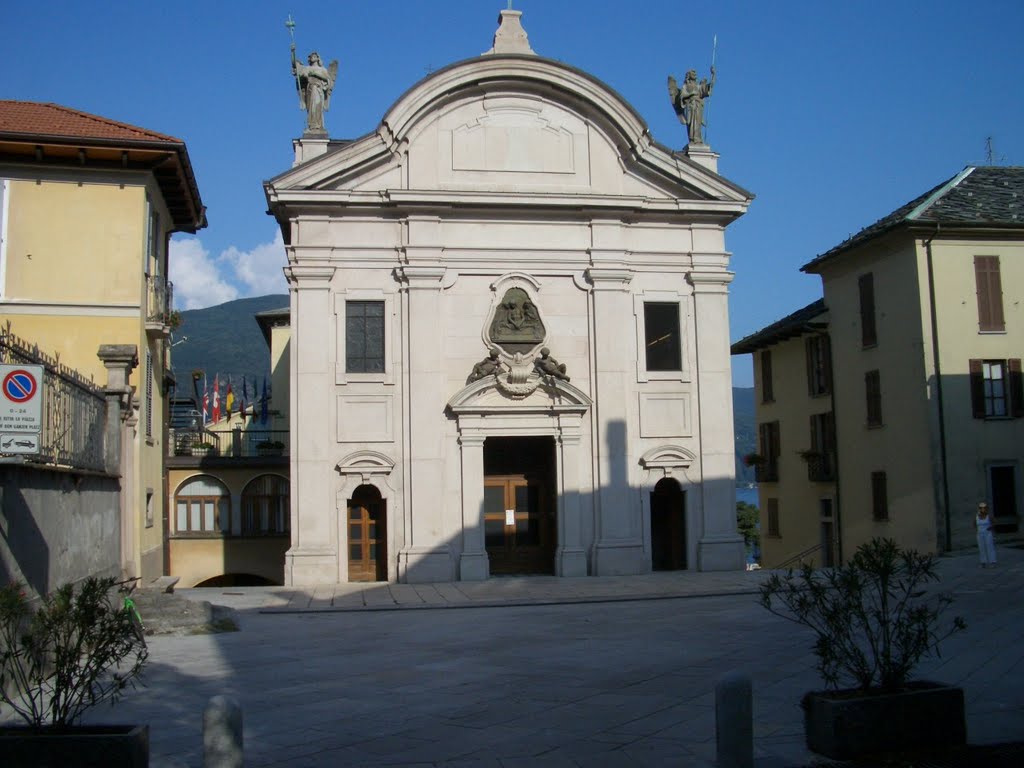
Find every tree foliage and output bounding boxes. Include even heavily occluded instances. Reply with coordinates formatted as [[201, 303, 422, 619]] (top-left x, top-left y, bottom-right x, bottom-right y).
[[759, 538, 965, 692], [736, 501, 760, 549]]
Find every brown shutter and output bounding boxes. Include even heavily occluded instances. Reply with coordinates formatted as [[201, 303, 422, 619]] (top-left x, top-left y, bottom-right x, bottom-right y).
[[1010, 359, 1024, 418], [969, 359, 985, 418], [823, 335, 833, 394], [859, 273, 877, 346], [872, 471, 888, 521], [975, 256, 1006, 332], [805, 337, 814, 396]]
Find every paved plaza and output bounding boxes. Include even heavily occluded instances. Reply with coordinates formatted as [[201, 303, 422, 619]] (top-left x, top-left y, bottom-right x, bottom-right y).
[[83, 547, 1024, 766]]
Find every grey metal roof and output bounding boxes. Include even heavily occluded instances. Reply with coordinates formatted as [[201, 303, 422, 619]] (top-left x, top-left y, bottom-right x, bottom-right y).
[[730, 298, 827, 355], [802, 166, 1024, 273]]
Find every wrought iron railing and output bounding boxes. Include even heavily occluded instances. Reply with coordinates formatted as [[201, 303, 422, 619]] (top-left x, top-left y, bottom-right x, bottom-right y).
[[0, 322, 106, 471], [770, 543, 823, 571], [805, 452, 837, 482], [172, 427, 289, 459], [146, 275, 173, 326], [755, 461, 779, 483]]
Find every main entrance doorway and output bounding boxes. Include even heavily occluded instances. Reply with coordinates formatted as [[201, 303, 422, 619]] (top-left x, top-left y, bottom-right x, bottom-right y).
[[348, 485, 386, 582], [483, 437, 555, 575]]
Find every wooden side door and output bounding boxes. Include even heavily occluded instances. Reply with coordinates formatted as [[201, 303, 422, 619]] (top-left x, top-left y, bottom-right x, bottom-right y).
[[348, 495, 386, 582], [483, 475, 552, 574]]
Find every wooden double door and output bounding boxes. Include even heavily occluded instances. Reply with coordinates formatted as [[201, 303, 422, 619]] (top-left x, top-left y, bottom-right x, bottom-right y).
[[484, 474, 554, 575], [348, 487, 386, 582]]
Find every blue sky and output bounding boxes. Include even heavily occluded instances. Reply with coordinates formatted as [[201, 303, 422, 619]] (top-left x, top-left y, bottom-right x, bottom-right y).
[[7, 1, 1022, 386]]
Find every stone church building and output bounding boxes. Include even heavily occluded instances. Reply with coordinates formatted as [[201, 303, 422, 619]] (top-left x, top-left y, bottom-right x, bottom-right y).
[[264, 10, 753, 584]]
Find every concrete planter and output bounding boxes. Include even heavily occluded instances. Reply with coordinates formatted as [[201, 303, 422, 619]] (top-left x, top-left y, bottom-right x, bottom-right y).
[[0, 724, 149, 767], [802, 682, 965, 760]]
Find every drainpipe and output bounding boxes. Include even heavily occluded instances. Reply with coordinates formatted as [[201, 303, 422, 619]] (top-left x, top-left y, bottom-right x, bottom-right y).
[[924, 224, 952, 551]]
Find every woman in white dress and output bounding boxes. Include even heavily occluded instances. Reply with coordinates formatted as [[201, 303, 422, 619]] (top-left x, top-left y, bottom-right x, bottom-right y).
[[975, 502, 997, 567]]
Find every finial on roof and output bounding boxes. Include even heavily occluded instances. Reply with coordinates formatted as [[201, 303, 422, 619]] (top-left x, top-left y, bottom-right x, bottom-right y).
[[483, 8, 536, 56]]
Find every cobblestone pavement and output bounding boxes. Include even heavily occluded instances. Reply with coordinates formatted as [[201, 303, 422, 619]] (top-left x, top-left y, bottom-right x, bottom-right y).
[[79, 548, 1024, 766]]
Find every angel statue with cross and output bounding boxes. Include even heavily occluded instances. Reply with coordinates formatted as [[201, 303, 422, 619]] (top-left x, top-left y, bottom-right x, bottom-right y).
[[667, 66, 715, 146], [287, 16, 338, 135]]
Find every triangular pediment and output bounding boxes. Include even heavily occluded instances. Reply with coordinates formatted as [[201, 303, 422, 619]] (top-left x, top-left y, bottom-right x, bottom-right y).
[[266, 56, 751, 214]]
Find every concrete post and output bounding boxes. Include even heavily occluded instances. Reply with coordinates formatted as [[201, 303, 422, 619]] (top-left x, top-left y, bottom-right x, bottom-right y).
[[203, 695, 243, 768], [715, 671, 753, 768], [97, 344, 138, 474]]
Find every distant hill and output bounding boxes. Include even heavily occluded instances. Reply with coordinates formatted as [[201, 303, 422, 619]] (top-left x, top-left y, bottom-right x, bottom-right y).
[[171, 295, 288, 397], [171, 295, 758, 483]]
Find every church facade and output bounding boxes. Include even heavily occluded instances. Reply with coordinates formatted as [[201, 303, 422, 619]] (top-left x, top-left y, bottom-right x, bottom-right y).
[[265, 11, 753, 584]]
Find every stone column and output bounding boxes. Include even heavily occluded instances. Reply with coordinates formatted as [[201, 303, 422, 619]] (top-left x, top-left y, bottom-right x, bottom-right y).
[[587, 266, 645, 575], [283, 264, 338, 585], [98, 344, 138, 578], [458, 432, 488, 581], [555, 425, 588, 576], [397, 264, 455, 583], [690, 244, 745, 572]]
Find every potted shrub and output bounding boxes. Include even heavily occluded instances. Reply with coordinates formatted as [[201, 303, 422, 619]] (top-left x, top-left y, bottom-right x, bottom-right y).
[[256, 439, 284, 457], [759, 538, 966, 760], [0, 577, 149, 767]]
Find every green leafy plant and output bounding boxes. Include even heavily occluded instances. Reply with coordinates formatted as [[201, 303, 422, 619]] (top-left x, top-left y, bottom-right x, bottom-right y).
[[736, 501, 760, 550], [759, 538, 965, 692], [256, 440, 284, 450], [0, 577, 148, 729], [742, 452, 765, 467]]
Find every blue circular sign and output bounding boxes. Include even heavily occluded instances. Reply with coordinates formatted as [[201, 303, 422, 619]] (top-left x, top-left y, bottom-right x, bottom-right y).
[[3, 369, 38, 403]]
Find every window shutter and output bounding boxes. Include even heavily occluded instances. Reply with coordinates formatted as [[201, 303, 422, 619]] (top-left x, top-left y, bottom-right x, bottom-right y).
[[859, 273, 877, 346], [1010, 359, 1024, 418], [969, 359, 985, 418], [872, 471, 888, 521], [974, 256, 1005, 332], [805, 338, 814, 396]]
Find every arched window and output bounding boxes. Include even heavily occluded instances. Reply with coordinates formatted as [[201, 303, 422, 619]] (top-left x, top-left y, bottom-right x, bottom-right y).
[[174, 475, 230, 536], [241, 474, 290, 536]]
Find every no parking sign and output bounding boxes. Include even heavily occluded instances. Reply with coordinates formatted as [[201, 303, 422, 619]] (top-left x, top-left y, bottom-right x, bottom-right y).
[[1, 364, 43, 454]]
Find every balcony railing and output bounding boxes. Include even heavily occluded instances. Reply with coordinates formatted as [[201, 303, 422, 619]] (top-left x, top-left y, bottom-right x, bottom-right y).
[[754, 461, 778, 483], [806, 452, 837, 482], [146, 275, 173, 329], [171, 428, 289, 459]]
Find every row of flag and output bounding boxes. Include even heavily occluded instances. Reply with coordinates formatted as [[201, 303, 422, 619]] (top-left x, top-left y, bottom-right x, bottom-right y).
[[199, 374, 271, 425]]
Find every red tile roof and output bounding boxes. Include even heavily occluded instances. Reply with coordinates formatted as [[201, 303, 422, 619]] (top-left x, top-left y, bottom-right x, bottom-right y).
[[0, 100, 183, 144]]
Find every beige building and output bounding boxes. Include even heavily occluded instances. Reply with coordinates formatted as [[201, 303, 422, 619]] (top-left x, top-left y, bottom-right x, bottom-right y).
[[731, 300, 837, 568], [0, 100, 206, 580], [264, 10, 754, 584], [734, 166, 1024, 565]]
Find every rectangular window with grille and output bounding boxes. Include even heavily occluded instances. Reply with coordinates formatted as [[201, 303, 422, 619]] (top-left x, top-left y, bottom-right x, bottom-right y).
[[346, 301, 385, 373], [859, 273, 877, 347], [871, 471, 888, 521], [865, 369, 882, 426], [758, 421, 781, 482], [970, 358, 1023, 419], [643, 302, 682, 371], [806, 334, 831, 396], [974, 255, 1005, 332]]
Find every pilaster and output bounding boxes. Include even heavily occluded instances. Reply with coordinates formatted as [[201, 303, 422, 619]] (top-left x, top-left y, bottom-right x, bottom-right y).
[[458, 433, 489, 581]]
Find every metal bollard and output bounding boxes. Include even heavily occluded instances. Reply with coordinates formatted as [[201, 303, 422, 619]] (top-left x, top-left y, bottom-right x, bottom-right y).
[[715, 671, 753, 768], [203, 695, 243, 768]]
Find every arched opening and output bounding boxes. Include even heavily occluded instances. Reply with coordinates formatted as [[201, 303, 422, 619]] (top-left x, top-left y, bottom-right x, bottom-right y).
[[173, 475, 230, 536], [348, 484, 387, 582], [194, 573, 278, 588], [241, 474, 290, 536], [650, 477, 686, 571]]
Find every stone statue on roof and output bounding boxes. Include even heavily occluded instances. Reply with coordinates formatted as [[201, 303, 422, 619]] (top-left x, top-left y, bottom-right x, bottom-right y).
[[668, 67, 715, 146], [290, 43, 338, 135]]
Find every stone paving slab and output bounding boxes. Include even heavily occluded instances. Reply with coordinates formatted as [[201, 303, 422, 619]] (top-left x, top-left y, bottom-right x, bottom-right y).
[[44, 548, 1021, 768]]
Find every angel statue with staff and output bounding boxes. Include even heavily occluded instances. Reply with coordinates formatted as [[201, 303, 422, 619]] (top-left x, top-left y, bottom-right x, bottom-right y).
[[287, 16, 338, 135], [667, 66, 715, 146]]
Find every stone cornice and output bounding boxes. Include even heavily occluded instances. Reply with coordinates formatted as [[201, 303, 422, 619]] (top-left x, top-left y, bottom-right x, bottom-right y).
[[284, 264, 335, 286]]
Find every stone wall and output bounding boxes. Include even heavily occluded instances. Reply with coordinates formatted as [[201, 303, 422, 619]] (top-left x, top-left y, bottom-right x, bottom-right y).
[[0, 463, 122, 598]]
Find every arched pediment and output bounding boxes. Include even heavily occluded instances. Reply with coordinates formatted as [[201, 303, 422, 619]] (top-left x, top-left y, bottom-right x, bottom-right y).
[[448, 375, 591, 416], [267, 55, 752, 209], [640, 445, 697, 473], [336, 450, 395, 478]]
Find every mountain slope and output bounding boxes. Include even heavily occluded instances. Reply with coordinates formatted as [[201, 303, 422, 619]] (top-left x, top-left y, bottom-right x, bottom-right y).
[[171, 294, 288, 392]]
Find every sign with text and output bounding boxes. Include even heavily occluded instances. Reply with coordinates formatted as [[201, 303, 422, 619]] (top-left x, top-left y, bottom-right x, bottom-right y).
[[1, 364, 44, 455]]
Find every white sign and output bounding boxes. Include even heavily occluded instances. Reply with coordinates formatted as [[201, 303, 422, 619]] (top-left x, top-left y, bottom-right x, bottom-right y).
[[1, 364, 44, 455], [505, 509, 515, 526]]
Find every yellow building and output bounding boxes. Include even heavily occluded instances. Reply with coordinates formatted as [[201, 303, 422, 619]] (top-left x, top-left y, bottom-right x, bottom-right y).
[[735, 166, 1024, 565], [0, 100, 206, 580], [166, 307, 291, 587]]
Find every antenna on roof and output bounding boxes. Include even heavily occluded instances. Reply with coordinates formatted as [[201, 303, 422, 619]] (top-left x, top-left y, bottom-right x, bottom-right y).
[[984, 136, 1007, 166]]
